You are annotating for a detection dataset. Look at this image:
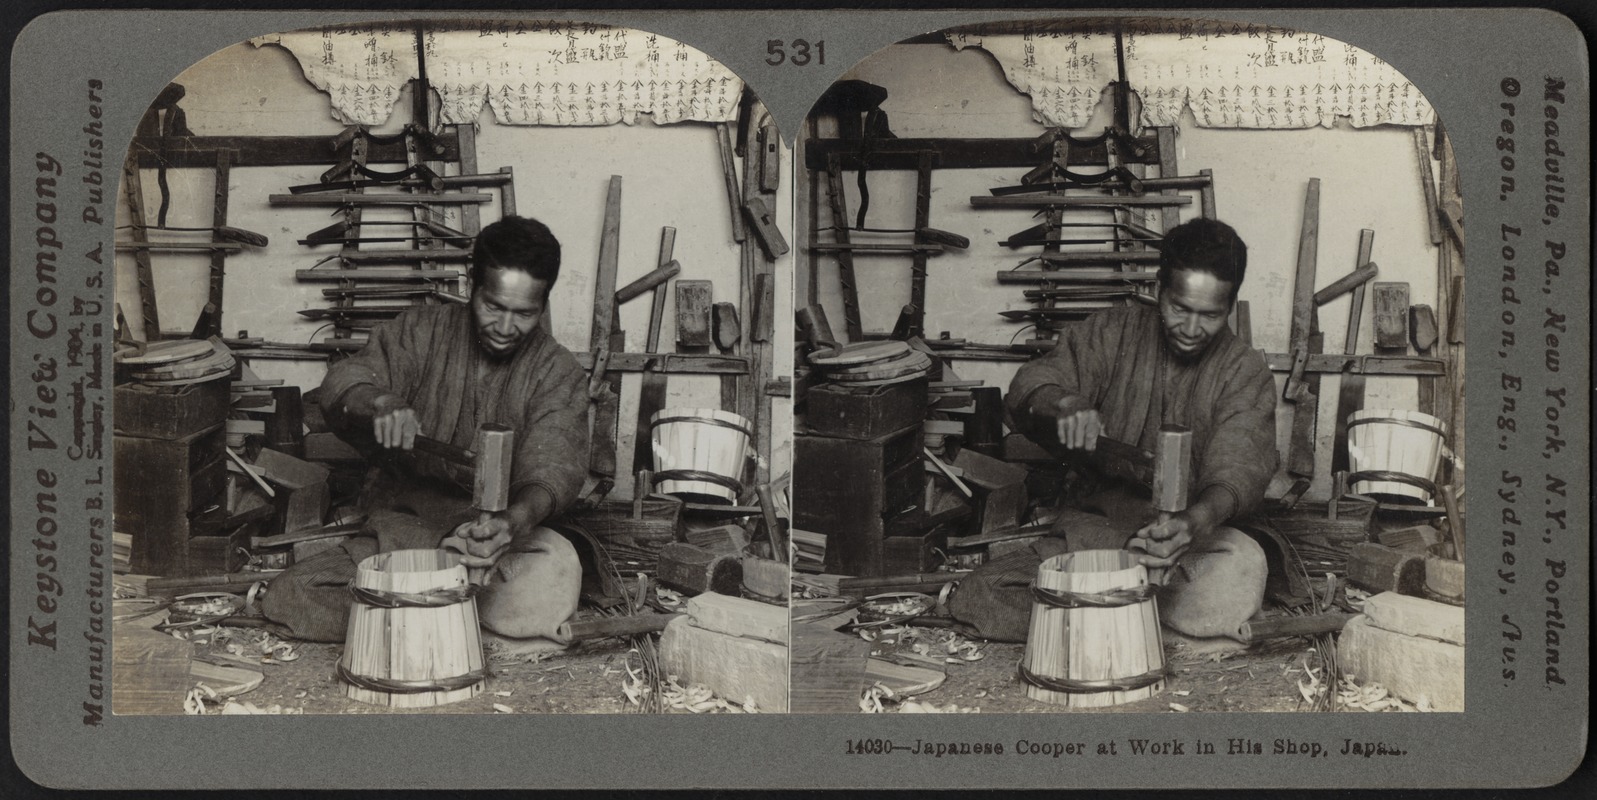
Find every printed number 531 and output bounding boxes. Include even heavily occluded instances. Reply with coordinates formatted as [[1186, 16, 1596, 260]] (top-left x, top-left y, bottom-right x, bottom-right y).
[[766, 39, 825, 66]]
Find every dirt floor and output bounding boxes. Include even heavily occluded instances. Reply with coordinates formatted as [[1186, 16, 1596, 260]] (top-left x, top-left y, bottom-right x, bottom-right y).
[[855, 622, 1320, 713], [121, 614, 648, 715]]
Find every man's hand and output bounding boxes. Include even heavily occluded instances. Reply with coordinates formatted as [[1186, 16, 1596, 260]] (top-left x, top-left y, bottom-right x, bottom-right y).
[[371, 393, 419, 450], [1054, 399, 1103, 452], [447, 515, 514, 571], [1127, 515, 1196, 570]]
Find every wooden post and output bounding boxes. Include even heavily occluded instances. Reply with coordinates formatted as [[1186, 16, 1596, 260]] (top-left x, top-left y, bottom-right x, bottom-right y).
[[1331, 230, 1376, 475]]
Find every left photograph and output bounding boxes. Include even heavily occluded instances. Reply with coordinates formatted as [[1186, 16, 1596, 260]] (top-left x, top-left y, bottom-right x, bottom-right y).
[[110, 20, 793, 715]]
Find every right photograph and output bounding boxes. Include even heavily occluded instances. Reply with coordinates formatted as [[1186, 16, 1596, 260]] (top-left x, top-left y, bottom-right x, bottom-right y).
[[789, 17, 1466, 714]]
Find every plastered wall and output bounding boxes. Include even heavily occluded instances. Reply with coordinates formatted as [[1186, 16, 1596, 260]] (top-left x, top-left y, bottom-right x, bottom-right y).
[[114, 38, 793, 495], [802, 43, 1448, 501]]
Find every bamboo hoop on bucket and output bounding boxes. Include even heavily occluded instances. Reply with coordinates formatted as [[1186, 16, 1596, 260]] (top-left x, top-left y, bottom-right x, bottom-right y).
[[1019, 549, 1167, 708], [650, 407, 753, 504], [340, 549, 487, 708], [1346, 408, 1447, 505]]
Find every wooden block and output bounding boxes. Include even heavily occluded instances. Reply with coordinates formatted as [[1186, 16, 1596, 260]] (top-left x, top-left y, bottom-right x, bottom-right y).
[[226, 419, 266, 436], [687, 593, 789, 645], [1362, 592, 1465, 645], [656, 542, 743, 596], [710, 302, 742, 352], [659, 616, 788, 712], [1424, 553, 1465, 605], [675, 280, 713, 348], [1409, 305, 1439, 352], [741, 555, 789, 600], [949, 448, 1028, 492], [978, 480, 1027, 534], [112, 626, 194, 715], [1446, 275, 1465, 345], [685, 523, 750, 554], [922, 420, 966, 436], [251, 447, 330, 534], [1338, 616, 1463, 710], [1372, 282, 1410, 351], [790, 623, 870, 713], [753, 272, 775, 344], [1347, 542, 1426, 596]]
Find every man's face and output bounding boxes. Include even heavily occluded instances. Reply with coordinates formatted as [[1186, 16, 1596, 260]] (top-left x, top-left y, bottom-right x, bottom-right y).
[[1158, 268, 1235, 362], [471, 266, 549, 360]]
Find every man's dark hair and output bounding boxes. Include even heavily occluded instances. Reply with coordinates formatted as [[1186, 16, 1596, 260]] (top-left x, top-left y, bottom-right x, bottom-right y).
[[470, 215, 561, 292], [1157, 218, 1247, 301]]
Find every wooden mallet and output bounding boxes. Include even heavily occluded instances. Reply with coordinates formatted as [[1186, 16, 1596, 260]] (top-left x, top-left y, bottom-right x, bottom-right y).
[[1134, 425, 1192, 585], [425, 423, 514, 585]]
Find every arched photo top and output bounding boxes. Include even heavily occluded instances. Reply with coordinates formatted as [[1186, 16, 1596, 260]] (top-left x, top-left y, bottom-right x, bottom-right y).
[[247, 21, 747, 129]]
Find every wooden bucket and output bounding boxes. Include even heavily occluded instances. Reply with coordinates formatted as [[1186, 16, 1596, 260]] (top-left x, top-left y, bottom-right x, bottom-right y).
[[1346, 409, 1446, 505], [339, 549, 487, 708], [650, 407, 753, 504], [1020, 549, 1167, 708]]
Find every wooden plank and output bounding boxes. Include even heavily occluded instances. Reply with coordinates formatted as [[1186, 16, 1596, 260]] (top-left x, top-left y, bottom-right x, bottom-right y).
[[909, 151, 935, 336], [632, 228, 675, 476], [1036, 251, 1160, 266], [971, 194, 1192, 208], [1372, 282, 1411, 352], [1198, 167, 1217, 220], [201, 150, 232, 338], [1413, 127, 1443, 245], [121, 157, 160, 339], [1313, 260, 1378, 307], [589, 176, 625, 483], [129, 132, 460, 169], [1285, 179, 1321, 481], [716, 122, 746, 242], [268, 192, 491, 206], [995, 269, 1159, 284], [674, 280, 713, 348], [1331, 230, 1376, 474], [1264, 353, 1446, 376], [686, 593, 789, 645], [790, 623, 870, 713], [295, 268, 464, 282], [574, 351, 749, 375], [803, 134, 1161, 171], [824, 153, 864, 340]]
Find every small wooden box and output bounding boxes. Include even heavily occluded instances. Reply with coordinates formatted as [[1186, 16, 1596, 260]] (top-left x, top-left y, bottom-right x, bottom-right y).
[[805, 378, 927, 440]]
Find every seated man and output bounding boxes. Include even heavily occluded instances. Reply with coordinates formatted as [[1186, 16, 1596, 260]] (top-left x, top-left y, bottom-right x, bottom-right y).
[[953, 218, 1278, 642], [263, 216, 591, 652]]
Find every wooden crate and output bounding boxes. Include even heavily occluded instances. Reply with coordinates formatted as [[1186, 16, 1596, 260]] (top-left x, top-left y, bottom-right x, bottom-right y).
[[804, 378, 927, 440], [794, 426, 923, 532], [114, 379, 229, 440]]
